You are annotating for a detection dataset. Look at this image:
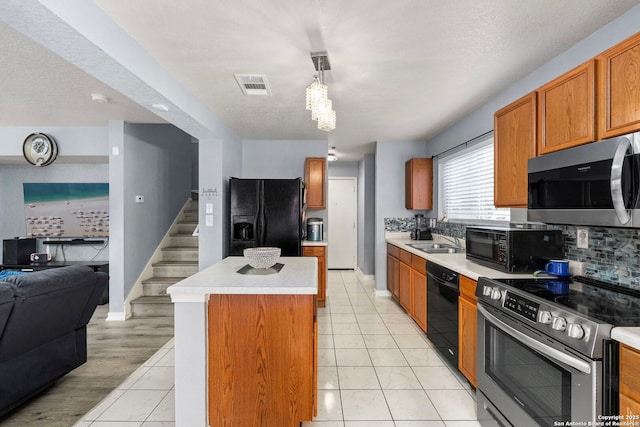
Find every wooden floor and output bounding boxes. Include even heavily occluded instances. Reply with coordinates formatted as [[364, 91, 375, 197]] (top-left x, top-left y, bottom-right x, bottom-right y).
[[0, 305, 174, 427]]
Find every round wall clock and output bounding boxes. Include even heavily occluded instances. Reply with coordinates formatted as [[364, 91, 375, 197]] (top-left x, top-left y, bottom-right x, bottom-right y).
[[23, 133, 58, 166]]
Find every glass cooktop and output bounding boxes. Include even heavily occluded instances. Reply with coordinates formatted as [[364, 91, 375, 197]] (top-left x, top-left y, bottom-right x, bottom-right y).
[[493, 276, 640, 326]]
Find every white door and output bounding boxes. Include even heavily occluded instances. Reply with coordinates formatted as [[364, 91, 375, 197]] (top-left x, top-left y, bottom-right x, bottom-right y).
[[328, 178, 356, 269]]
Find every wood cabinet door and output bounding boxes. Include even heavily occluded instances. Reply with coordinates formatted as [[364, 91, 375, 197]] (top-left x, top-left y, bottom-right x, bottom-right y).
[[620, 344, 640, 403], [305, 157, 326, 209], [458, 295, 477, 388], [411, 270, 427, 332], [405, 158, 433, 210], [598, 32, 640, 139], [537, 60, 596, 155], [387, 255, 400, 300], [399, 262, 412, 312], [459, 275, 477, 301], [208, 294, 314, 426], [620, 393, 640, 420], [494, 92, 537, 207], [303, 246, 327, 307]]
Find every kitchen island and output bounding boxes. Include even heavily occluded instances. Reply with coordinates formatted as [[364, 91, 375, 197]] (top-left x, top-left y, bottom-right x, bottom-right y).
[[167, 256, 318, 427]]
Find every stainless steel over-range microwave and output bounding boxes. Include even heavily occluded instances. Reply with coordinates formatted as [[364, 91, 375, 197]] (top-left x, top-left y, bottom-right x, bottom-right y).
[[528, 131, 640, 227]]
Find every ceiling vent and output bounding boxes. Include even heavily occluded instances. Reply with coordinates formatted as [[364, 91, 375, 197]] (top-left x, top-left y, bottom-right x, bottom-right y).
[[234, 74, 271, 96]]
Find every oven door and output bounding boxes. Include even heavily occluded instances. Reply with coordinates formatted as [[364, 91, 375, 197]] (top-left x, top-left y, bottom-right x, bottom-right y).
[[476, 304, 599, 427]]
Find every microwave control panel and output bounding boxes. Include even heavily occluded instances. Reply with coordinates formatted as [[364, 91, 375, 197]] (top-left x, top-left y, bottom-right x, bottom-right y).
[[497, 235, 507, 265]]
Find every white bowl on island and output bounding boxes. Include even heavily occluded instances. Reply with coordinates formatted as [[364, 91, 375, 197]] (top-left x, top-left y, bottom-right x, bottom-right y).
[[243, 247, 281, 269]]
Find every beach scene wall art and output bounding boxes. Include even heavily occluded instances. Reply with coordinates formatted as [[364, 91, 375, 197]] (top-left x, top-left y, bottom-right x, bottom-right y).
[[23, 183, 109, 238]]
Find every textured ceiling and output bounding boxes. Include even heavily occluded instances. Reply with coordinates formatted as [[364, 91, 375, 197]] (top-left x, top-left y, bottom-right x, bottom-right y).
[[2, 1, 640, 160], [0, 22, 164, 127]]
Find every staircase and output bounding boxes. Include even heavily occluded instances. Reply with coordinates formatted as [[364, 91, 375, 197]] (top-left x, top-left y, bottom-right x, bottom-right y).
[[130, 199, 199, 317]]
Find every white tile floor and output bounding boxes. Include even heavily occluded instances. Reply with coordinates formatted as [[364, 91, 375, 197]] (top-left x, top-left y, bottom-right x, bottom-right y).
[[74, 270, 481, 426]]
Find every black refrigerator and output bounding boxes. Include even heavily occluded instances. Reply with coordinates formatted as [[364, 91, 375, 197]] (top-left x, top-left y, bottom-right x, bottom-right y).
[[229, 178, 303, 256]]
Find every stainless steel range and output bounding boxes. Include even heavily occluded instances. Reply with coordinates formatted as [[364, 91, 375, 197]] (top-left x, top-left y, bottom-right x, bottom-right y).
[[475, 275, 640, 427]]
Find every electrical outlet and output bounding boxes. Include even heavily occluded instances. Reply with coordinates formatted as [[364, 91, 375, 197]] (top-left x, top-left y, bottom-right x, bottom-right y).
[[577, 228, 589, 249]]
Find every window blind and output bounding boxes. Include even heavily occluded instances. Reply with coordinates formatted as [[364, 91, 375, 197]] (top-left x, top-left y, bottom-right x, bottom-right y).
[[440, 139, 510, 222]]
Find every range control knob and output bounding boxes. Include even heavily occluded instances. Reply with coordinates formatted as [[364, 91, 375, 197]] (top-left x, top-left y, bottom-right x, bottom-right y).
[[551, 316, 567, 331], [490, 288, 502, 301], [538, 310, 553, 324], [482, 286, 493, 297], [567, 323, 585, 339]]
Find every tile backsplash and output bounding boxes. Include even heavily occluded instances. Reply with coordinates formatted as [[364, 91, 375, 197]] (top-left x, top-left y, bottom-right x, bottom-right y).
[[385, 217, 640, 291]]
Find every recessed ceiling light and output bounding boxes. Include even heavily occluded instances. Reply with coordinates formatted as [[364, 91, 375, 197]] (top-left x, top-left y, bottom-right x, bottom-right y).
[[90, 93, 109, 104], [151, 103, 169, 112]]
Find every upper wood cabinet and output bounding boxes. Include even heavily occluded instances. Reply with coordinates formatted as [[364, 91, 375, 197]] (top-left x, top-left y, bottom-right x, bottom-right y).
[[597, 32, 640, 139], [537, 60, 596, 155], [494, 92, 537, 208], [305, 157, 326, 210], [405, 158, 433, 210]]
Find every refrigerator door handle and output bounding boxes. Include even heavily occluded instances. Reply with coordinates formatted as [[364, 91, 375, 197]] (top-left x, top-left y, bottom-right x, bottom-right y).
[[257, 180, 266, 246]]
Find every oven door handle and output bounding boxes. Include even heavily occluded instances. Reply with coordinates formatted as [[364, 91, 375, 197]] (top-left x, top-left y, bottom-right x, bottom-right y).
[[478, 304, 592, 374]]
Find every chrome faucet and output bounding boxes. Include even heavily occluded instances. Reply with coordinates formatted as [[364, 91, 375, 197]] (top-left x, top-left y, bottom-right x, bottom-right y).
[[440, 235, 463, 251]]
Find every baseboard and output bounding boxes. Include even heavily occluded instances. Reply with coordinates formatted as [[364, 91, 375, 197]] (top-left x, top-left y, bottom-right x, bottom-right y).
[[106, 311, 126, 321], [354, 266, 375, 284], [375, 289, 392, 297]]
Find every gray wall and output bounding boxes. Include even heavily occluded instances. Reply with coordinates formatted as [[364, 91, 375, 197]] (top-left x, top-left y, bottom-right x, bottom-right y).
[[328, 161, 358, 178], [0, 163, 109, 261], [0, 125, 109, 262], [241, 139, 327, 179], [109, 122, 194, 315], [358, 154, 375, 275], [241, 139, 329, 228], [374, 141, 428, 290]]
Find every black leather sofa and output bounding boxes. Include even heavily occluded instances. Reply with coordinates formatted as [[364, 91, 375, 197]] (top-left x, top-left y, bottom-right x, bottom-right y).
[[0, 265, 107, 418]]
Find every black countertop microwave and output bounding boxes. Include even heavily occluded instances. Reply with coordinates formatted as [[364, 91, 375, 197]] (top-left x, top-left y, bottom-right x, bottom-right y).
[[465, 226, 564, 272]]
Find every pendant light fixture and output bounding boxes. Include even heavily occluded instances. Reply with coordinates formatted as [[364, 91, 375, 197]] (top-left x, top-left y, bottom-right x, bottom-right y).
[[306, 52, 336, 131]]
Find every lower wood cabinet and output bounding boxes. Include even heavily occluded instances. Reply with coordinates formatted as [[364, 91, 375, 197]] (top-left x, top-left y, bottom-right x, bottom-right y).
[[387, 244, 428, 333], [458, 275, 478, 388], [303, 245, 327, 307], [620, 343, 640, 417], [208, 294, 316, 426], [411, 267, 427, 332], [386, 244, 400, 300], [399, 261, 412, 312]]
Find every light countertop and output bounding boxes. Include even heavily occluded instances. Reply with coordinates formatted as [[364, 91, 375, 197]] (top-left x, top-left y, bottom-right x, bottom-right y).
[[611, 327, 640, 350], [385, 232, 535, 281], [302, 240, 327, 247], [167, 256, 318, 298]]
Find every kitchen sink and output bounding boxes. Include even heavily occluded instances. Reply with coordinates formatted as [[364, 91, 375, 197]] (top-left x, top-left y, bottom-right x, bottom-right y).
[[407, 242, 463, 254]]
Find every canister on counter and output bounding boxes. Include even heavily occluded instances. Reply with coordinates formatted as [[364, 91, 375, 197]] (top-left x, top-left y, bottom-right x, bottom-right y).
[[306, 218, 323, 241]]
